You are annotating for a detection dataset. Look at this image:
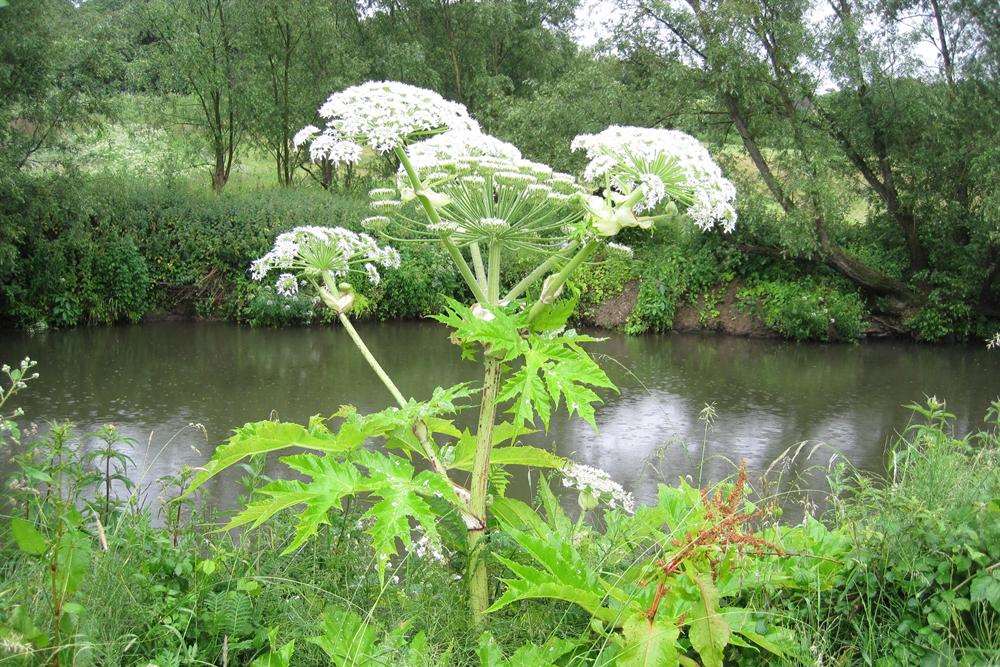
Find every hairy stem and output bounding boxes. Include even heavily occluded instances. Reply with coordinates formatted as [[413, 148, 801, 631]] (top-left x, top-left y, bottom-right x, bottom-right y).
[[470, 243, 487, 288], [338, 312, 407, 407], [338, 311, 474, 520], [468, 355, 502, 623]]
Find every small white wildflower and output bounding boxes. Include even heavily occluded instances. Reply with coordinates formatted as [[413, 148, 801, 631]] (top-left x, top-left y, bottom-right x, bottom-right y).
[[427, 221, 463, 234], [572, 125, 736, 231], [302, 81, 478, 159], [987, 332, 1000, 350], [292, 125, 320, 148], [477, 217, 509, 232], [364, 263, 381, 285], [251, 226, 398, 290], [370, 199, 403, 211], [606, 242, 634, 258]]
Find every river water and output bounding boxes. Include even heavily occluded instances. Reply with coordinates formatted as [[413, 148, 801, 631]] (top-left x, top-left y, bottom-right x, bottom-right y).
[[2, 321, 997, 514]]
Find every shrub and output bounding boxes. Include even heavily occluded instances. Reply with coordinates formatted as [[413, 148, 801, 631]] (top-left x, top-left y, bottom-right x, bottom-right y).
[[782, 400, 1000, 664], [626, 233, 737, 334], [737, 278, 868, 341]]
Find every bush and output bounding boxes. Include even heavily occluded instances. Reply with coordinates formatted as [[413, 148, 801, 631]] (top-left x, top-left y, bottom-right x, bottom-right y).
[[737, 278, 868, 341], [0, 175, 407, 327], [625, 232, 737, 334]]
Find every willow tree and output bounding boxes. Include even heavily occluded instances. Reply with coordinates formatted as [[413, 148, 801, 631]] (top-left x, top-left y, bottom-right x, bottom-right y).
[[616, 0, 998, 315]]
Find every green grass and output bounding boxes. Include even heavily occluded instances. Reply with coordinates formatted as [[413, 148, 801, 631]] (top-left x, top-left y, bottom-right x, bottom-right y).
[[2, 399, 997, 665]]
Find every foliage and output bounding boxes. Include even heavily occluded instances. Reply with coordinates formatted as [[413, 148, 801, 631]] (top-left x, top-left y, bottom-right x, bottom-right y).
[[2, 355, 998, 664], [488, 471, 849, 665], [625, 233, 737, 334], [737, 279, 869, 342], [774, 399, 1000, 664]]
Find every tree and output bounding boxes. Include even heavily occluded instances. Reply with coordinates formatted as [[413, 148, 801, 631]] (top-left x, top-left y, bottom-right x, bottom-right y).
[[353, 0, 581, 114], [0, 0, 115, 171], [243, 0, 365, 186], [615, 0, 997, 314], [143, 0, 250, 192]]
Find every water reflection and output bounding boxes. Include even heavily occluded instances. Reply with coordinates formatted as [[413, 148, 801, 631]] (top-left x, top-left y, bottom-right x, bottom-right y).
[[3, 321, 997, 512]]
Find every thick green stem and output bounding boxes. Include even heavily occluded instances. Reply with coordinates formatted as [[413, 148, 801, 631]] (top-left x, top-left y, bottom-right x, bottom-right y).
[[525, 240, 600, 324], [503, 241, 578, 304], [338, 313, 407, 408], [337, 313, 464, 497], [470, 243, 487, 289], [394, 146, 488, 304], [468, 356, 502, 623], [486, 241, 501, 304]]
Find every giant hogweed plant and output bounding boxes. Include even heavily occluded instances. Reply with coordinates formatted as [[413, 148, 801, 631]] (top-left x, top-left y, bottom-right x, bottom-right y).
[[185, 81, 739, 625]]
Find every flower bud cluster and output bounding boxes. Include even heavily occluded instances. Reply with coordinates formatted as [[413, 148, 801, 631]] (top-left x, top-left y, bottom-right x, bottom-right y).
[[561, 462, 635, 514]]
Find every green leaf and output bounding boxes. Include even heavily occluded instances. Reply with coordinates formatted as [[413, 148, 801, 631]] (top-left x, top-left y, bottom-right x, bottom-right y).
[[491, 446, 565, 469], [970, 573, 1000, 612], [477, 632, 505, 667], [529, 292, 578, 333], [498, 349, 550, 428], [10, 518, 46, 556], [687, 571, 730, 667], [308, 607, 378, 665], [226, 455, 362, 554], [618, 614, 680, 667], [54, 529, 92, 598], [249, 638, 295, 667], [492, 497, 549, 539], [356, 450, 454, 563], [188, 419, 360, 494], [487, 524, 617, 623]]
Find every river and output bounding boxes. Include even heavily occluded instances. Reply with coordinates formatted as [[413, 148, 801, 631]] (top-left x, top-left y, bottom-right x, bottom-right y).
[[2, 321, 997, 515]]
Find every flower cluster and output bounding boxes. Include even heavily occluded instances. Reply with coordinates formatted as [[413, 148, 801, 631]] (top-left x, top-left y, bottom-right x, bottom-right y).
[[250, 226, 400, 296], [294, 81, 477, 164], [572, 126, 737, 232], [405, 128, 522, 172], [369, 130, 586, 251], [561, 462, 635, 514]]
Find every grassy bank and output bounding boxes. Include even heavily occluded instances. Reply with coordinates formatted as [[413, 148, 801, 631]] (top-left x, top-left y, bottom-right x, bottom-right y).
[[2, 357, 998, 664], [3, 173, 945, 343]]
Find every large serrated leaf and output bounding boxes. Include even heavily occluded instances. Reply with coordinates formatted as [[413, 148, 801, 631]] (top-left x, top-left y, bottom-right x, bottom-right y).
[[10, 517, 47, 555], [687, 571, 730, 667], [618, 615, 680, 667], [188, 420, 360, 494]]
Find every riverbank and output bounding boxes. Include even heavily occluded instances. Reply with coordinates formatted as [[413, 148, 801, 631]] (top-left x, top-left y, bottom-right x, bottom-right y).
[[2, 174, 996, 343], [3, 383, 997, 664]]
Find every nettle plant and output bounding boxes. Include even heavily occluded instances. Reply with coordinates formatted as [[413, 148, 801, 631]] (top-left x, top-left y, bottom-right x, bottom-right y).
[[186, 81, 738, 624]]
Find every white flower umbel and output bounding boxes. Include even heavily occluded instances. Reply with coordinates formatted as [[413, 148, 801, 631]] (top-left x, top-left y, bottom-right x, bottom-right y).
[[296, 81, 478, 164], [375, 130, 586, 253], [562, 462, 635, 514], [250, 226, 400, 299], [572, 126, 737, 232], [405, 128, 521, 172]]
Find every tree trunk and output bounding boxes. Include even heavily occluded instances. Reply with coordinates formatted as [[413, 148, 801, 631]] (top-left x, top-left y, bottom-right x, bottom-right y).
[[211, 145, 228, 193]]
